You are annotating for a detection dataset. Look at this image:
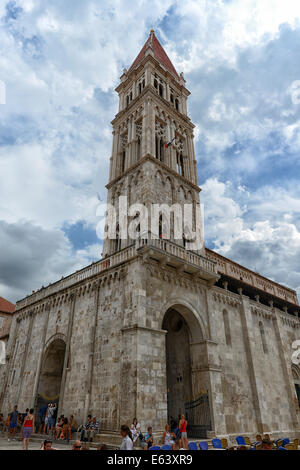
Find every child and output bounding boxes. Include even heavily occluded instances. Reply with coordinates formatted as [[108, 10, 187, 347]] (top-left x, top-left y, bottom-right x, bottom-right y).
[[141, 427, 154, 450]]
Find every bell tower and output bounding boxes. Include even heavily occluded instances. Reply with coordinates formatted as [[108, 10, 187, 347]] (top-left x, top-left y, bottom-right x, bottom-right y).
[[103, 30, 204, 257]]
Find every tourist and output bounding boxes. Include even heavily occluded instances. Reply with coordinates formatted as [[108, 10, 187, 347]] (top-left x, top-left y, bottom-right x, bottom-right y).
[[174, 426, 182, 449], [60, 417, 70, 441], [21, 408, 35, 450], [47, 403, 55, 434], [81, 443, 90, 451], [179, 414, 188, 449], [89, 417, 100, 442], [55, 415, 64, 439], [80, 415, 92, 442], [161, 424, 176, 450], [40, 439, 56, 450], [262, 439, 273, 450], [120, 425, 133, 450], [43, 405, 49, 434], [130, 417, 141, 444], [140, 426, 154, 450], [72, 440, 82, 450], [38, 403, 47, 433], [8, 405, 18, 441], [69, 415, 78, 436], [48, 403, 57, 435], [17, 413, 24, 439]]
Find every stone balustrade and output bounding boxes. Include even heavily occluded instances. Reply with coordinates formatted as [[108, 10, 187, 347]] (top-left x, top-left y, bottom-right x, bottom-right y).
[[136, 237, 217, 273], [16, 239, 216, 311], [206, 248, 299, 306]]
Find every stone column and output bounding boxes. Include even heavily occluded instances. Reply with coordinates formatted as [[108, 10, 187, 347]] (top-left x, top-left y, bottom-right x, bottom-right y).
[[166, 82, 170, 101], [170, 122, 177, 172], [57, 292, 76, 417], [31, 305, 50, 408], [83, 282, 101, 423], [149, 100, 156, 157], [190, 339, 226, 437], [141, 107, 147, 157], [0, 316, 20, 411], [238, 292, 264, 433], [16, 311, 35, 406], [272, 312, 299, 430], [126, 118, 131, 171], [112, 133, 120, 179]]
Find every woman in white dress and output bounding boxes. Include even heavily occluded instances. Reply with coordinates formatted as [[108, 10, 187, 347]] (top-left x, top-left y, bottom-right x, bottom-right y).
[[130, 418, 141, 444], [120, 425, 133, 450]]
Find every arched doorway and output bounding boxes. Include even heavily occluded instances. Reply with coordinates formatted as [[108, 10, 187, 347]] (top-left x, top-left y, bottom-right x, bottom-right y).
[[162, 306, 211, 437], [163, 309, 192, 422], [36, 338, 66, 412]]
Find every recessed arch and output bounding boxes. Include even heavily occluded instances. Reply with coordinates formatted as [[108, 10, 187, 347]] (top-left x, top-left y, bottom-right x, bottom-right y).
[[159, 298, 207, 341], [161, 303, 212, 437], [36, 336, 67, 411]]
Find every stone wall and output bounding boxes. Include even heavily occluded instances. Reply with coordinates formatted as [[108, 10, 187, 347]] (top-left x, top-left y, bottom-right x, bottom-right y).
[[0, 256, 299, 439]]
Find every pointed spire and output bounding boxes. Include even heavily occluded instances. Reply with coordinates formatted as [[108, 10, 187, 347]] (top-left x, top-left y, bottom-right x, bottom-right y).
[[128, 30, 179, 79]]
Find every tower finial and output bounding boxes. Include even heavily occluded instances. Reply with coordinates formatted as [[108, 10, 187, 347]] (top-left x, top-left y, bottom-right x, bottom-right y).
[[150, 28, 155, 34]]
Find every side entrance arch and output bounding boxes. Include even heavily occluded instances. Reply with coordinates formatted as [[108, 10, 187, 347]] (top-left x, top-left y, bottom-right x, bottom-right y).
[[162, 305, 212, 438], [35, 337, 66, 412]]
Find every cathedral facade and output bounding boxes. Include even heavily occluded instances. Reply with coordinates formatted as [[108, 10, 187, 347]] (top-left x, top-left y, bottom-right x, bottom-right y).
[[1, 31, 300, 441]]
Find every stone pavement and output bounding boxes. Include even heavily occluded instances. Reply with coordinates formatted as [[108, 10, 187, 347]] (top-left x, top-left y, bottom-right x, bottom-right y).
[[0, 435, 74, 450]]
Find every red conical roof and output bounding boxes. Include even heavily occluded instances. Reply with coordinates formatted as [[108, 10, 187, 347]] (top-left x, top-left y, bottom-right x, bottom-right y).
[[128, 30, 179, 79]]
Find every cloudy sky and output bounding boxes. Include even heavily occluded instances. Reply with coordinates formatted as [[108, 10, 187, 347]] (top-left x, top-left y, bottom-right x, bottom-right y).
[[0, 0, 300, 303]]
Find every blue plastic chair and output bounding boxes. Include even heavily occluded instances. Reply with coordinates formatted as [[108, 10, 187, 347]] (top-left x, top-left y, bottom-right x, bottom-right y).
[[199, 441, 209, 450], [282, 438, 290, 446], [236, 436, 246, 446], [161, 445, 172, 450], [212, 438, 223, 449], [278, 446, 288, 450], [149, 446, 161, 450], [188, 442, 198, 451]]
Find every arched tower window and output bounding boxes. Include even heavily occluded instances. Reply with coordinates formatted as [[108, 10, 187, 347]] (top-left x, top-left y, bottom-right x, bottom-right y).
[[136, 121, 142, 161], [292, 365, 300, 408], [159, 84, 164, 98], [175, 98, 179, 111], [223, 310, 231, 346], [259, 321, 268, 354], [177, 152, 185, 176], [115, 224, 121, 252], [120, 133, 128, 174], [155, 122, 165, 162], [121, 150, 126, 173], [159, 214, 163, 239]]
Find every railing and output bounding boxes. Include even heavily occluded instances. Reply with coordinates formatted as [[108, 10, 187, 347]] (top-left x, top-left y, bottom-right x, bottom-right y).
[[16, 238, 216, 310], [206, 248, 299, 306], [136, 237, 217, 273], [16, 244, 136, 310]]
